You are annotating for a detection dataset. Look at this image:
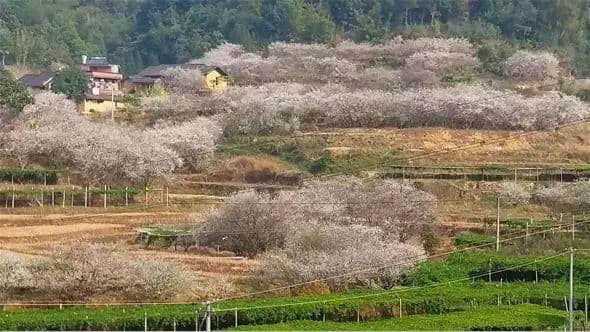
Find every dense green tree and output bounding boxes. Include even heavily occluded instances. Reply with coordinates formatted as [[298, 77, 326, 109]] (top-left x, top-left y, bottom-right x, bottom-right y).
[[51, 67, 90, 101], [0, 76, 33, 112], [1, 0, 590, 75]]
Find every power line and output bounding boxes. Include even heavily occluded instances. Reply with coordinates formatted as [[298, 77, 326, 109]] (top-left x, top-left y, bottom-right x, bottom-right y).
[[212, 251, 568, 313], [212, 218, 590, 303], [2, 218, 586, 308]]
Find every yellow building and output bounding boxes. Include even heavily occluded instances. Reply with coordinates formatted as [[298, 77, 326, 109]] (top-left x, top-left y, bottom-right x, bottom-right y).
[[81, 94, 126, 114], [129, 64, 229, 94]]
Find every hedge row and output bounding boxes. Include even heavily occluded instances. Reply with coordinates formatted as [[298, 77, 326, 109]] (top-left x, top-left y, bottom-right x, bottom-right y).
[[404, 252, 590, 286], [0, 169, 58, 185], [2, 282, 584, 330], [230, 305, 568, 331], [454, 233, 495, 247]]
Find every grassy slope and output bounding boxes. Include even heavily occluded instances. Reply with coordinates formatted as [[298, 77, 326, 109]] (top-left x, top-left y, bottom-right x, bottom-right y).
[[230, 305, 567, 331]]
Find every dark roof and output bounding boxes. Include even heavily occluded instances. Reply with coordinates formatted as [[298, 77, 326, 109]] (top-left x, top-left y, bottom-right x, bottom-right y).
[[134, 64, 227, 79], [19, 73, 53, 88], [129, 76, 160, 85], [87, 57, 109, 65]]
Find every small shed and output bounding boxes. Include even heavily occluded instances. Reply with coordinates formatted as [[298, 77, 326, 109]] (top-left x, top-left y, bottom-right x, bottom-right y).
[[18, 73, 53, 91]]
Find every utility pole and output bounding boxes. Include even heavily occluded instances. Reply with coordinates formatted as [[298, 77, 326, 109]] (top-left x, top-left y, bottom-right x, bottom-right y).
[[570, 247, 574, 332], [496, 197, 500, 252], [205, 301, 212, 332]]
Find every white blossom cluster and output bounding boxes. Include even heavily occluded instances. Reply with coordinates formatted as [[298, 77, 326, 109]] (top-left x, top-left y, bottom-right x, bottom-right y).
[[0, 243, 192, 301], [505, 50, 560, 82], [205, 83, 589, 136], [0, 93, 221, 184], [199, 177, 435, 289]]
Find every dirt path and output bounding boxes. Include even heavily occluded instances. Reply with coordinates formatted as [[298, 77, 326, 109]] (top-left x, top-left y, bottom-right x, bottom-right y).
[[0, 211, 188, 222]]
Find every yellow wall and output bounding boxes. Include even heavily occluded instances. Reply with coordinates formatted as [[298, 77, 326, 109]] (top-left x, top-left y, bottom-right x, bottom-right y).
[[204, 70, 228, 92], [82, 100, 126, 114]]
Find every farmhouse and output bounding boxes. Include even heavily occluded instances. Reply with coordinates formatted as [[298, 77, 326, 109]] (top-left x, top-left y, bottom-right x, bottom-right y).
[[18, 73, 53, 93], [80, 56, 126, 114], [129, 64, 228, 93]]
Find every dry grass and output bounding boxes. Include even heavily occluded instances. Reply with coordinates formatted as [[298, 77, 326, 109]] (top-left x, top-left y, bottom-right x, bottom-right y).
[[311, 123, 590, 165], [0, 223, 124, 238], [203, 156, 299, 183]]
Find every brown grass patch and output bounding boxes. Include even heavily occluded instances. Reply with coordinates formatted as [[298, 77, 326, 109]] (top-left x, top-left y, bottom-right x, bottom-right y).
[[205, 156, 301, 185], [0, 223, 124, 238]]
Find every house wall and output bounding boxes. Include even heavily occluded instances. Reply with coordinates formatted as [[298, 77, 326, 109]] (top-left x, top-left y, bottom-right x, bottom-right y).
[[204, 70, 228, 92], [82, 100, 126, 114]]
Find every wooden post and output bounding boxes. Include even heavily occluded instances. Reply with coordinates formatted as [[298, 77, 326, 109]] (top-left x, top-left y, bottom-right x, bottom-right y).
[[514, 168, 517, 181], [44, 173, 47, 186], [160, 189, 163, 203], [51, 188, 55, 207], [11, 186, 15, 208], [62, 189, 65, 208], [235, 308, 238, 328], [585, 295, 588, 325], [399, 298, 402, 317], [145, 187, 148, 206], [525, 220, 529, 245], [71, 186, 74, 206], [40, 189, 44, 208], [166, 187, 169, 207], [572, 215, 575, 241], [357, 308, 360, 323], [125, 187, 129, 207], [104, 185, 107, 209], [84, 187, 88, 208], [496, 197, 500, 252]]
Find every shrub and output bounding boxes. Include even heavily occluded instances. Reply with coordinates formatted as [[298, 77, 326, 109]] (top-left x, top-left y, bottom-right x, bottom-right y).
[[536, 182, 590, 211], [0, 168, 58, 184], [199, 177, 436, 258], [0, 93, 222, 184], [505, 50, 560, 82], [161, 67, 204, 94], [51, 67, 90, 101], [498, 182, 532, 205], [405, 51, 479, 75], [0, 243, 193, 301], [454, 233, 495, 247], [0, 77, 33, 112], [146, 118, 221, 169], [253, 223, 425, 291], [477, 40, 516, 76]]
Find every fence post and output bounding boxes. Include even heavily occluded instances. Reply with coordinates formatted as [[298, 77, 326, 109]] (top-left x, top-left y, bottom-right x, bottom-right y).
[[235, 308, 238, 328], [144, 312, 147, 332], [166, 187, 169, 207], [11, 186, 15, 208], [585, 295, 588, 325], [62, 189, 65, 208], [40, 189, 44, 208], [545, 293, 548, 307], [357, 308, 360, 323], [51, 188, 55, 207], [572, 214, 575, 241], [84, 187, 88, 208], [496, 197, 500, 252], [399, 298, 402, 317], [145, 187, 148, 206], [104, 185, 107, 209], [125, 187, 129, 207], [71, 186, 74, 206], [526, 220, 529, 245]]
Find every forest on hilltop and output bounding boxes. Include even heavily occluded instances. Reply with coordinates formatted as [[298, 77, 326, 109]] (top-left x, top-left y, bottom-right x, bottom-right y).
[[1, 0, 590, 75]]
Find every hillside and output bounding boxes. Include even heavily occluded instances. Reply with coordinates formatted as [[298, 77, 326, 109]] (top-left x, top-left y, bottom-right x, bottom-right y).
[[3, 0, 590, 75], [2, 3, 590, 330]]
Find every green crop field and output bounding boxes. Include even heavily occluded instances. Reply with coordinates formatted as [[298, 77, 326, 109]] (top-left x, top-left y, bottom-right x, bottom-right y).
[[230, 305, 568, 331]]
